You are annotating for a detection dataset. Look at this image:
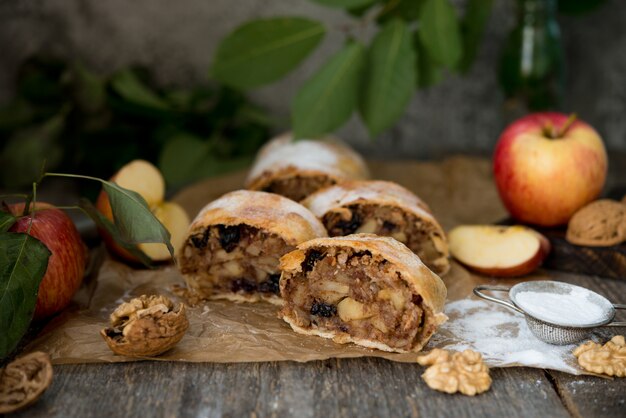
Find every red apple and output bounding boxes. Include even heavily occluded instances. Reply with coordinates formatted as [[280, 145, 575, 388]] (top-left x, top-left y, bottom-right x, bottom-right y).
[[9, 202, 87, 320], [494, 112, 607, 227], [449, 225, 550, 277]]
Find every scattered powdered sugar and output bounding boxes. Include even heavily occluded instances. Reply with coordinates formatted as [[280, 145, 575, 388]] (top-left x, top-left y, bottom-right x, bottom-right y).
[[514, 287, 606, 325], [429, 299, 591, 374]]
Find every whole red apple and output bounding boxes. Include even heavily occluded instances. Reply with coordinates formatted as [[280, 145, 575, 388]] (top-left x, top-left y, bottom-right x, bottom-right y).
[[8, 202, 87, 320], [494, 112, 607, 227]]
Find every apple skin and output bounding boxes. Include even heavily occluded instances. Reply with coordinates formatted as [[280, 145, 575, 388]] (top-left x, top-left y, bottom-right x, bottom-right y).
[[8, 203, 88, 321], [494, 112, 608, 227]]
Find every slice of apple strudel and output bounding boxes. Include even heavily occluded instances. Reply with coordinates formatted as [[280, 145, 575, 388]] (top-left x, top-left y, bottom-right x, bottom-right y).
[[178, 190, 327, 304], [302, 180, 450, 275], [245, 133, 369, 202], [279, 234, 447, 353]]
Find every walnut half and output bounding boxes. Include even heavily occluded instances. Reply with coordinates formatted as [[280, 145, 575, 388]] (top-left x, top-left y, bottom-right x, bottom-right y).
[[417, 348, 492, 396], [101, 294, 189, 357], [573, 335, 626, 377], [0, 351, 53, 414]]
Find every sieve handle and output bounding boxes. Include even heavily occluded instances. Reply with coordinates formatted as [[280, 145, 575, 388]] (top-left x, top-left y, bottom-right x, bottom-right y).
[[473, 285, 524, 315], [606, 304, 626, 327]]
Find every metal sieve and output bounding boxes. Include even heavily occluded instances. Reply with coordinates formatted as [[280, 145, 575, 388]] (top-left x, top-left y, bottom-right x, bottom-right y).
[[473, 281, 626, 345]]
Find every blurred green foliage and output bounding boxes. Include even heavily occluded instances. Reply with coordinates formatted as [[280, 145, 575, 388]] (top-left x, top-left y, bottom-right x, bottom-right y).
[[0, 56, 271, 196], [212, 0, 495, 138]]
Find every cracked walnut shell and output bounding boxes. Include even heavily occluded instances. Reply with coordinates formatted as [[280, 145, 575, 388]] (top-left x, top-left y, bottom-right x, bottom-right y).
[[417, 349, 492, 396], [0, 351, 53, 414], [573, 335, 626, 377], [101, 294, 189, 357], [566, 200, 626, 247]]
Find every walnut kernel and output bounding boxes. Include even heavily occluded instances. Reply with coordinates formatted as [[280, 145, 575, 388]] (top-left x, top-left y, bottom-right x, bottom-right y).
[[573, 335, 626, 377], [101, 294, 189, 357], [417, 349, 492, 396], [0, 352, 53, 414]]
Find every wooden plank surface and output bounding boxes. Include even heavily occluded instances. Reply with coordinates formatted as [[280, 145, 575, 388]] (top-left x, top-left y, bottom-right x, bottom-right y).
[[12, 361, 569, 418]]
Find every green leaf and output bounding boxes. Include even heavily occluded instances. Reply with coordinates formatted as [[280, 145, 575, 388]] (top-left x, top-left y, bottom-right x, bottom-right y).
[[44, 172, 175, 266], [459, 0, 494, 72], [102, 182, 174, 258], [211, 17, 325, 89], [359, 20, 415, 137], [78, 199, 153, 267], [419, 0, 463, 69], [413, 31, 443, 88], [0, 213, 16, 233], [311, 0, 375, 9], [158, 134, 252, 187], [292, 41, 366, 138], [110, 69, 171, 110], [0, 232, 51, 359]]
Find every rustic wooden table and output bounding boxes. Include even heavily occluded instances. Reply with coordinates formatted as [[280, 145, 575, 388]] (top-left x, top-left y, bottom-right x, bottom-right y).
[[9, 271, 625, 418]]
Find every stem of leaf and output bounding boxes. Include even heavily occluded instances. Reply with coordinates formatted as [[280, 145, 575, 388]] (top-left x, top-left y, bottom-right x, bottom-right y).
[[27, 182, 37, 234], [43, 172, 106, 184]]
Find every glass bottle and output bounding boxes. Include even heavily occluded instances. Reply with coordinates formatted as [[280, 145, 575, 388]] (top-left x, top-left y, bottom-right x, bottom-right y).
[[499, 0, 565, 115]]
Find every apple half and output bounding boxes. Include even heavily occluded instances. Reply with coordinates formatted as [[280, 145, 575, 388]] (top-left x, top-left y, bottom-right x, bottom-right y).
[[96, 160, 190, 263], [448, 225, 550, 277]]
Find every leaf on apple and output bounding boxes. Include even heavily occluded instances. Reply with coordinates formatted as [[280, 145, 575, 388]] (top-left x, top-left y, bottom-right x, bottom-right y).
[[0, 232, 51, 359], [0, 212, 16, 233]]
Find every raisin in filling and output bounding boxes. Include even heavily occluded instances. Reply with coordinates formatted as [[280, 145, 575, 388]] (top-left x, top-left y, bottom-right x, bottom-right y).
[[258, 274, 281, 295], [281, 247, 425, 350], [218, 225, 241, 253]]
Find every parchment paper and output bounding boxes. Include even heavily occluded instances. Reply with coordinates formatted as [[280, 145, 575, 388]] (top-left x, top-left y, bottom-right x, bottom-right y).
[[24, 157, 604, 374]]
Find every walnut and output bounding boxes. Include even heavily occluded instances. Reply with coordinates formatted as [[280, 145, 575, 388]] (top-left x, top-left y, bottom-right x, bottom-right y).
[[566, 199, 626, 246], [100, 294, 189, 357], [0, 351, 53, 414], [416, 348, 492, 396], [573, 335, 626, 377]]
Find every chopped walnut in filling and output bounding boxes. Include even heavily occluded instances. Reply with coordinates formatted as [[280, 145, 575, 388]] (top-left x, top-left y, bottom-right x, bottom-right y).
[[280, 247, 426, 351], [323, 204, 448, 274], [180, 224, 294, 299], [262, 174, 336, 201]]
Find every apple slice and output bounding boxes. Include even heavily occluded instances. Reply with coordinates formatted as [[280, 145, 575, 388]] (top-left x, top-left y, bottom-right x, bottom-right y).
[[136, 201, 190, 261], [96, 159, 190, 263], [448, 225, 550, 277], [110, 160, 165, 208]]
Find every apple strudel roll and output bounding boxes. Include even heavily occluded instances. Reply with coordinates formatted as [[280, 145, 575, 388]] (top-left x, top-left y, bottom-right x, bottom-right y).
[[178, 190, 327, 304], [279, 234, 447, 353], [245, 133, 369, 201], [302, 180, 450, 275]]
